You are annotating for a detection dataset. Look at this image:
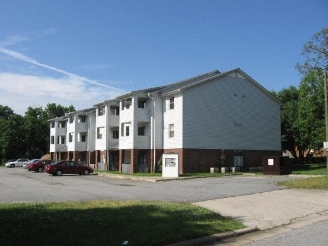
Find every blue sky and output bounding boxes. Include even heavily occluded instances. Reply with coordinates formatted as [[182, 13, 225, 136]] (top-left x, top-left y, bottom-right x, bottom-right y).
[[0, 0, 327, 115]]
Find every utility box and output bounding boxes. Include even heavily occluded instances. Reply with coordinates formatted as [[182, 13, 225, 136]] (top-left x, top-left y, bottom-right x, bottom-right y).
[[262, 156, 291, 175]]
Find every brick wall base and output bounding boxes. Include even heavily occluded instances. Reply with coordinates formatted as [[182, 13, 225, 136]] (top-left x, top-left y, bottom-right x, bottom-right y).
[[164, 148, 281, 173]]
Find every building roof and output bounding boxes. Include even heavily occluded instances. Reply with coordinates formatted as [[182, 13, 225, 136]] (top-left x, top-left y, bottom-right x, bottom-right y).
[[151, 68, 281, 105], [154, 70, 221, 96]]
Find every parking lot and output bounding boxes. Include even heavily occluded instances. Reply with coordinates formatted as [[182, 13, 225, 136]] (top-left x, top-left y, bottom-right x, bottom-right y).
[[0, 167, 303, 204]]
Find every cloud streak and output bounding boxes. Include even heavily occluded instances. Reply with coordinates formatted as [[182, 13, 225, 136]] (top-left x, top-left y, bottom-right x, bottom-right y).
[[0, 46, 126, 115], [0, 47, 118, 89]]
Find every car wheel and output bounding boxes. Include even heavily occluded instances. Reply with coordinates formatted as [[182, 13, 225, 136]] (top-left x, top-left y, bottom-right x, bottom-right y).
[[56, 170, 63, 176], [10, 164, 15, 168], [83, 169, 90, 175], [37, 167, 44, 172]]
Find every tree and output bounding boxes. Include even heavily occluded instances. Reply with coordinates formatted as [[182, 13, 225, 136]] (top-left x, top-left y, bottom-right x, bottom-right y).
[[44, 103, 75, 120], [24, 107, 49, 158], [296, 70, 325, 161], [0, 103, 76, 163], [296, 28, 328, 74], [0, 114, 28, 159], [0, 105, 15, 119], [272, 86, 300, 160]]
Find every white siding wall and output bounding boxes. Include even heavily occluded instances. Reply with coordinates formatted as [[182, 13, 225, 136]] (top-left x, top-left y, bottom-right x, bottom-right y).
[[119, 98, 134, 149], [182, 75, 281, 150], [163, 93, 183, 149], [95, 108, 107, 150], [88, 112, 96, 152], [107, 103, 120, 149], [67, 115, 75, 151]]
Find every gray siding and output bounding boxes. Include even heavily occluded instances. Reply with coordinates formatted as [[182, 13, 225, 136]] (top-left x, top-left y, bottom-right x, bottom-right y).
[[182, 75, 281, 150]]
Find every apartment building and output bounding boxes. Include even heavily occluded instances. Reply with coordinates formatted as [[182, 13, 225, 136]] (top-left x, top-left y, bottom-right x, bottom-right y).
[[49, 68, 282, 174]]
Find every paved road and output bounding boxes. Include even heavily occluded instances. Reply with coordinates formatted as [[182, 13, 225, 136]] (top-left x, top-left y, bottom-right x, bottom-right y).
[[2, 167, 328, 245], [0, 167, 301, 204]]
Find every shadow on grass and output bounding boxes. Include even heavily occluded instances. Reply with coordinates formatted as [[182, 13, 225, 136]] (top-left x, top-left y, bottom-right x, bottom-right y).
[[0, 201, 244, 246]]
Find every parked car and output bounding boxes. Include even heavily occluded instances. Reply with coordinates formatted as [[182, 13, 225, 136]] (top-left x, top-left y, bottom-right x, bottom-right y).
[[28, 160, 54, 172], [44, 160, 93, 176], [5, 158, 30, 168], [23, 159, 41, 169], [3, 159, 17, 166]]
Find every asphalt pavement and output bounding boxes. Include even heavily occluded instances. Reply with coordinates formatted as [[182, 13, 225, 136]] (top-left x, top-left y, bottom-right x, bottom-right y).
[[98, 172, 328, 245], [2, 168, 328, 245]]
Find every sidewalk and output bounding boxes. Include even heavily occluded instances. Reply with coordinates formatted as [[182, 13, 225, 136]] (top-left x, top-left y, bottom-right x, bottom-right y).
[[95, 172, 328, 245], [168, 189, 328, 246], [193, 189, 328, 230]]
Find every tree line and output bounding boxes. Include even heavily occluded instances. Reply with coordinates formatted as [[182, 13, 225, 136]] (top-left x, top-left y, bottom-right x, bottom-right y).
[[0, 104, 74, 163], [0, 28, 327, 164]]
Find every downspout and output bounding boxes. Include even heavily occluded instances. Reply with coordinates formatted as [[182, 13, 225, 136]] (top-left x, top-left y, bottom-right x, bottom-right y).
[[106, 105, 110, 170], [148, 93, 157, 173]]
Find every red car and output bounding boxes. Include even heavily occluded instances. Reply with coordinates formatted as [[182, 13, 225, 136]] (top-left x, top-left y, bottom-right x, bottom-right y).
[[28, 160, 54, 172], [44, 160, 93, 176]]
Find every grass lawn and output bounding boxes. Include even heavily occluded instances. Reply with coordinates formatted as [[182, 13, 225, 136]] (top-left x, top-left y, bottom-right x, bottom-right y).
[[0, 200, 245, 246], [279, 162, 328, 189]]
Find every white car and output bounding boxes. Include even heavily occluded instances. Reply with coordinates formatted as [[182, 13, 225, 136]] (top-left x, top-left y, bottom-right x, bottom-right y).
[[5, 158, 30, 168], [23, 159, 41, 169]]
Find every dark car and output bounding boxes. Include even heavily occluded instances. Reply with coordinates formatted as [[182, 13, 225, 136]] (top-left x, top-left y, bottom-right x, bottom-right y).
[[44, 160, 93, 176], [28, 160, 54, 172]]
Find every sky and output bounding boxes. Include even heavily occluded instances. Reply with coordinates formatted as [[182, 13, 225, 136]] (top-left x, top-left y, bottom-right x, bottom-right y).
[[0, 0, 327, 115]]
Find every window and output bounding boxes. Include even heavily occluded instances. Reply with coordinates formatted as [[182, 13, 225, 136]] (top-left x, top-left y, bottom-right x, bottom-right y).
[[69, 133, 73, 142], [111, 106, 119, 115], [69, 116, 74, 123], [98, 106, 105, 116], [97, 127, 104, 139], [169, 97, 174, 109], [124, 100, 131, 110], [57, 136, 65, 144], [169, 124, 174, 138], [138, 127, 145, 136], [79, 116, 86, 123], [58, 122, 66, 128], [126, 126, 130, 136], [138, 100, 146, 108], [112, 130, 119, 139], [51, 122, 55, 128], [80, 134, 86, 142], [51, 136, 54, 144]]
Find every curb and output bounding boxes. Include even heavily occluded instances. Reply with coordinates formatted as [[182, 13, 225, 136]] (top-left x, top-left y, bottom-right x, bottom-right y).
[[166, 227, 259, 246]]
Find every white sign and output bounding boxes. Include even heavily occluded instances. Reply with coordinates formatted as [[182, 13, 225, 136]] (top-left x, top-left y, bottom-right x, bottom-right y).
[[162, 154, 179, 177], [268, 159, 274, 166], [324, 142, 328, 150]]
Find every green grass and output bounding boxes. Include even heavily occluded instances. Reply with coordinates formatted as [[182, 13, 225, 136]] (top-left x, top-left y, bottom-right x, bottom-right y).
[[291, 163, 327, 175], [0, 200, 245, 246], [278, 162, 328, 189], [95, 170, 240, 177], [279, 176, 328, 189]]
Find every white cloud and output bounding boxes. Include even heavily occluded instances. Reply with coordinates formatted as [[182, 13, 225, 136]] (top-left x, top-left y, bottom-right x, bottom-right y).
[[0, 44, 127, 115], [0, 73, 125, 115], [0, 35, 28, 47]]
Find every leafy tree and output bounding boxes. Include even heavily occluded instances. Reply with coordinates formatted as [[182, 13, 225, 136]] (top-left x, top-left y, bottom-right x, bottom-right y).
[[1, 114, 28, 159], [0, 105, 15, 119], [0, 103, 76, 163], [24, 107, 49, 158], [296, 70, 325, 161], [296, 28, 328, 74], [272, 86, 299, 160], [44, 103, 75, 120]]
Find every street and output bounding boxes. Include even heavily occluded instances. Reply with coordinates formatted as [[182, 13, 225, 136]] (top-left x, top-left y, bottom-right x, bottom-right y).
[[1, 167, 328, 245], [0, 167, 298, 204]]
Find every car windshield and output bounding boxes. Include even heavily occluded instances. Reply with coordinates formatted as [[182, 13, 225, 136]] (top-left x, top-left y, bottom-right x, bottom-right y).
[[51, 161, 64, 165]]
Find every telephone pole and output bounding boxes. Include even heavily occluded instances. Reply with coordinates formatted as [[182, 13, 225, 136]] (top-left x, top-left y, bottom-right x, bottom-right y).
[[324, 69, 328, 173]]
